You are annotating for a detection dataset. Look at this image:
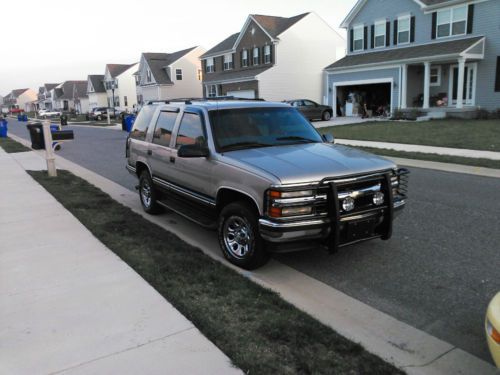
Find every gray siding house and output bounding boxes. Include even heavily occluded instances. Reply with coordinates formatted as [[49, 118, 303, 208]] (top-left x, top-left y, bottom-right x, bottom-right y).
[[325, 0, 499, 118]]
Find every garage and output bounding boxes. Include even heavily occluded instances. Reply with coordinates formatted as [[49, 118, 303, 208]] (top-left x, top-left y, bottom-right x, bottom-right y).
[[335, 81, 392, 117], [226, 90, 256, 99]]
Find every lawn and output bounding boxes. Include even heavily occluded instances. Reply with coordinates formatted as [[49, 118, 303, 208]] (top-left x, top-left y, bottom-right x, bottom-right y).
[[321, 120, 500, 152], [30, 170, 403, 375], [0, 137, 31, 153]]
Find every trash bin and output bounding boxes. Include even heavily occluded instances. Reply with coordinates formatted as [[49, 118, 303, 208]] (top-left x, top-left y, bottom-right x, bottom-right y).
[[26, 123, 45, 149], [121, 115, 127, 131], [17, 114, 22, 121], [125, 115, 135, 132], [50, 124, 60, 132], [60, 114, 68, 126], [0, 119, 8, 138]]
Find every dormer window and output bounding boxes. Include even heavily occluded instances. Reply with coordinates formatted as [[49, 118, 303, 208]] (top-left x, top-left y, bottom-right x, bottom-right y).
[[206, 58, 214, 73], [223, 54, 233, 70], [241, 49, 248, 67], [353, 25, 364, 51], [264, 45, 271, 64], [437, 5, 467, 38], [253, 47, 260, 65], [374, 21, 386, 48], [146, 69, 152, 83], [397, 15, 411, 44]]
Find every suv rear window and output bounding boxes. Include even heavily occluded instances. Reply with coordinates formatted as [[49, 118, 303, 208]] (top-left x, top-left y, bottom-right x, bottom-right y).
[[130, 105, 156, 140]]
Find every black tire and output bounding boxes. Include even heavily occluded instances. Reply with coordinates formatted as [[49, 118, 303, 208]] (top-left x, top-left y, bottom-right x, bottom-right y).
[[322, 110, 332, 121], [139, 171, 162, 214], [218, 201, 269, 270]]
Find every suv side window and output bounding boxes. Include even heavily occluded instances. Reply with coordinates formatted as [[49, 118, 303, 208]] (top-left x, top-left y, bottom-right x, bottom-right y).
[[175, 112, 206, 149], [152, 111, 177, 147], [130, 105, 156, 140]]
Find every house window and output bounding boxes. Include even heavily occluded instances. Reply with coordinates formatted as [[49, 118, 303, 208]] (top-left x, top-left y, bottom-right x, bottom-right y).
[[374, 21, 386, 48], [207, 85, 217, 98], [197, 69, 202, 81], [206, 58, 214, 73], [353, 25, 364, 51], [114, 97, 120, 107], [146, 69, 152, 83], [176, 69, 183, 80], [124, 96, 128, 106], [398, 15, 411, 44], [437, 5, 467, 38], [223, 54, 233, 70], [430, 66, 441, 86], [253, 47, 260, 65], [264, 45, 271, 64], [242, 49, 248, 67]]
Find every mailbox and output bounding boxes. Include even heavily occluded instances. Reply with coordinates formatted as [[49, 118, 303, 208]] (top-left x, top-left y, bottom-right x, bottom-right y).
[[51, 130, 74, 141]]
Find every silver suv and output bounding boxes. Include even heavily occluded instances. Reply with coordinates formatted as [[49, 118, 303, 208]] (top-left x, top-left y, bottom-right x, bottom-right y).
[[126, 100, 409, 269]]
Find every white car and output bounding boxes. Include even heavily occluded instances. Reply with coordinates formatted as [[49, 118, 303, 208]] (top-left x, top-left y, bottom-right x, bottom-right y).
[[39, 109, 61, 118]]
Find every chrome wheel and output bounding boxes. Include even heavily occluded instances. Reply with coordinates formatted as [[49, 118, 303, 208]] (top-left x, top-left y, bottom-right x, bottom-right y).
[[223, 216, 253, 259], [140, 179, 152, 208]]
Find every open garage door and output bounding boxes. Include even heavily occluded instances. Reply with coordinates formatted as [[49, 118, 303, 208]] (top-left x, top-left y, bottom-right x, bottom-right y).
[[336, 82, 391, 117], [227, 90, 256, 99]]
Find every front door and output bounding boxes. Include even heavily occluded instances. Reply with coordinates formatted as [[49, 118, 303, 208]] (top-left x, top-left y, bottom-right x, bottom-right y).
[[450, 63, 476, 106]]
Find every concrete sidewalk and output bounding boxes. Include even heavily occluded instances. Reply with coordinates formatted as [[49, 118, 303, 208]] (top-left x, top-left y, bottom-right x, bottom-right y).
[[336, 139, 500, 160], [0, 148, 240, 375]]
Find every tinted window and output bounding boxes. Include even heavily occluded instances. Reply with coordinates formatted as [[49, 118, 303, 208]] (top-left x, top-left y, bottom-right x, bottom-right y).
[[496, 57, 500, 93], [153, 111, 178, 147], [175, 113, 206, 149], [303, 100, 316, 107], [130, 105, 156, 140]]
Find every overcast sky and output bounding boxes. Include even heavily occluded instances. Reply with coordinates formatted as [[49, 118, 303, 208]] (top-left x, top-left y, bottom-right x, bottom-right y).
[[0, 0, 356, 95]]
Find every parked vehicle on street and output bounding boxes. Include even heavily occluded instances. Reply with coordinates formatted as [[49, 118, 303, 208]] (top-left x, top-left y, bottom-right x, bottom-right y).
[[39, 109, 62, 118], [88, 107, 118, 121], [486, 292, 500, 367], [9, 107, 24, 114], [284, 99, 333, 121], [126, 99, 409, 269]]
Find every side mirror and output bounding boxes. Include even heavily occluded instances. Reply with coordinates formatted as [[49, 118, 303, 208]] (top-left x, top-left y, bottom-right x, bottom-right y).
[[177, 144, 209, 158], [322, 133, 335, 144]]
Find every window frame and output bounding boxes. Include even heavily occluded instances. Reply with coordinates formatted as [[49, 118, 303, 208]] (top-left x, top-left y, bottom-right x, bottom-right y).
[[253, 47, 260, 65], [397, 15, 411, 45], [206, 58, 214, 73], [174, 111, 207, 150], [152, 110, 179, 148], [223, 53, 234, 71], [264, 45, 271, 64], [430, 66, 442, 87], [374, 20, 386, 49], [242, 49, 248, 67], [207, 85, 217, 98], [175, 69, 183, 80], [146, 69, 152, 83], [352, 25, 364, 52], [437, 5, 468, 39]]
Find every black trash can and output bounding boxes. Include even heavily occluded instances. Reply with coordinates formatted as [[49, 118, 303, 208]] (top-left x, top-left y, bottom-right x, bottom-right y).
[[26, 123, 45, 149], [60, 114, 68, 126]]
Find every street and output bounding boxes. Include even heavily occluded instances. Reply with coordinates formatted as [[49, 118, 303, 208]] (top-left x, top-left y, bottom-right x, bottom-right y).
[[7, 119, 500, 363]]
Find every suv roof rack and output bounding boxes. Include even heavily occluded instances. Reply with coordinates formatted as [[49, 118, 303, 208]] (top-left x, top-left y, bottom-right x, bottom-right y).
[[147, 97, 266, 106]]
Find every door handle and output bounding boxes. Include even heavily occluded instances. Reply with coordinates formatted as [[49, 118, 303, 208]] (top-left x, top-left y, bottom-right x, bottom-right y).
[[147, 150, 152, 156], [169, 156, 175, 163]]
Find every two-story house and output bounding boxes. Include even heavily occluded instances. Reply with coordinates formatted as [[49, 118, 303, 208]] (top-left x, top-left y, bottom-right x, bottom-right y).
[[200, 12, 345, 102], [136, 46, 206, 104], [87, 75, 107, 110], [51, 81, 87, 112], [72, 81, 89, 114], [37, 84, 59, 111], [104, 63, 139, 112], [3, 88, 37, 112], [325, 0, 498, 118]]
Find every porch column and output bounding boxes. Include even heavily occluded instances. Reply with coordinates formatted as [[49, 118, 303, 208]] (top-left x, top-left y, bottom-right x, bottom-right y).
[[423, 62, 431, 109], [456, 58, 466, 109], [401, 64, 408, 109]]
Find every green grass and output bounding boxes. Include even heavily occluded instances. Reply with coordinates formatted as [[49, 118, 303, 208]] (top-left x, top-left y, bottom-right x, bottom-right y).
[[0, 137, 31, 153], [29, 170, 403, 375], [321, 120, 500, 152], [354, 146, 500, 170]]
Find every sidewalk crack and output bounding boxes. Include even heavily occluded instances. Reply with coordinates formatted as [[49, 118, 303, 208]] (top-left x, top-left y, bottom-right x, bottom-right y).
[[401, 347, 456, 369]]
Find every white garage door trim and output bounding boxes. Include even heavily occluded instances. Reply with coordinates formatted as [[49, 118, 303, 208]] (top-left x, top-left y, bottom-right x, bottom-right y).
[[227, 90, 255, 99]]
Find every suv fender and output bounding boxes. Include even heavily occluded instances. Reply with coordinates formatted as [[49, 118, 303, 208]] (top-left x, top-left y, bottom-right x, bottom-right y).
[[135, 161, 153, 179], [216, 187, 262, 216]]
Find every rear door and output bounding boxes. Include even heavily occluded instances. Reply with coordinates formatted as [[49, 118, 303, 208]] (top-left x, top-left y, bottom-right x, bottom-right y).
[[303, 100, 320, 119], [128, 105, 157, 169]]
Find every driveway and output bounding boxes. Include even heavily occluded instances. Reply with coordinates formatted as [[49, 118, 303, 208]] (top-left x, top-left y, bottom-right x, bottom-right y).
[[6, 118, 500, 363]]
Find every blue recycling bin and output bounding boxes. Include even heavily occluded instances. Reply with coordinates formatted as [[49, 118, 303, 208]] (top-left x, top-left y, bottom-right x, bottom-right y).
[[17, 114, 22, 121], [124, 115, 135, 132], [23, 114, 28, 121], [50, 124, 60, 132], [0, 119, 8, 138]]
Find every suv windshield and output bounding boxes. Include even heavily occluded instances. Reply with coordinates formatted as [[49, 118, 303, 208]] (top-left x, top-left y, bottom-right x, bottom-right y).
[[210, 107, 322, 152]]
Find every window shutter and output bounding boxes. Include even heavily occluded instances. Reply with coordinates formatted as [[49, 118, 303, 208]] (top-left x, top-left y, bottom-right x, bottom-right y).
[[202, 60, 207, 74], [232, 53, 235, 68], [219, 84, 223, 96], [364, 26, 368, 49], [270, 45, 274, 64], [371, 25, 375, 48], [467, 4, 474, 34], [431, 12, 437, 39], [393, 20, 398, 45], [410, 16, 416, 43], [240, 50, 243, 67], [386, 21, 391, 46], [261, 46, 265, 64], [495, 57, 500, 92], [350, 29, 354, 52]]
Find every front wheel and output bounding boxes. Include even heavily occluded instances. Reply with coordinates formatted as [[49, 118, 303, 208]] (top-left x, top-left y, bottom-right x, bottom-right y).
[[218, 201, 269, 270], [322, 110, 332, 121], [139, 171, 162, 214]]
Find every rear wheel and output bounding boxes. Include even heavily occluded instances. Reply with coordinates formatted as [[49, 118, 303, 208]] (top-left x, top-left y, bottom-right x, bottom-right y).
[[322, 110, 332, 121], [139, 171, 162, 214], [218, 201, 269, 270]]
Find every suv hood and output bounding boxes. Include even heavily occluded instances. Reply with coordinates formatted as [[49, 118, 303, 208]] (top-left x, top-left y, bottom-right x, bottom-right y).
[[224, 143, 396, 185]]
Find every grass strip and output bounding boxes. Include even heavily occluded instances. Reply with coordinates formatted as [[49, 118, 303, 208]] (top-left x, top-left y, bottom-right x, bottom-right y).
[[0, 137, 31, 153], [354, 146, 500, 170], [29, 170, 403, 375], [321, 120, 500, 152]]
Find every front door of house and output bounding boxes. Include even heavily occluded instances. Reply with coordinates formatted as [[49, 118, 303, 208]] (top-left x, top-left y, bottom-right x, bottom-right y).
[[450, 63, 476, 106]]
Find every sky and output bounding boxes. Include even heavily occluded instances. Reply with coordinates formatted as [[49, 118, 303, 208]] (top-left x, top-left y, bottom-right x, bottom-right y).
[[0, 0, 356, 95]]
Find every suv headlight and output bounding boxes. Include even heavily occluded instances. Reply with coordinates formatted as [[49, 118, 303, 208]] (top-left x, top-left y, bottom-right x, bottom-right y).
[[267, 189, 315, 218]]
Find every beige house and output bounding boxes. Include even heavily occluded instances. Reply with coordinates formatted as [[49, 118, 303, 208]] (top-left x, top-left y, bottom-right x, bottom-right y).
[[87, 75, 107, 110], [104, 63, 139, 112], [3, 88, 37, 111]]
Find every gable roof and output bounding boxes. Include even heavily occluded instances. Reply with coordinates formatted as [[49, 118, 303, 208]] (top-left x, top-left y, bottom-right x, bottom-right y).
[[88, 75, 106, 93], [201, 33, 240, 58], [326, 36, 483, 70], [11, 88, 30, 98], [53, 81, 87, 100], [44, 83, 59, 91], [73, 81, 88, 99], [106, 63, 136, 78], [141, 47, 198, 85]]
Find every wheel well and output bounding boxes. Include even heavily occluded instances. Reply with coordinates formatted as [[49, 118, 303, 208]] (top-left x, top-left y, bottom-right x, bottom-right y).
[[135, 162, 149, 178], [324, 109, 333, 115], [216, 189, 260, 216]]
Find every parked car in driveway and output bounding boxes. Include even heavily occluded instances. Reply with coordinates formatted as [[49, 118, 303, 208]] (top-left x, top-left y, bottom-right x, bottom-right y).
[[486, 292, 500, 367], [284, 99, 333, 121], [88, 107, 118, 121], [39, 109, 62, 118]]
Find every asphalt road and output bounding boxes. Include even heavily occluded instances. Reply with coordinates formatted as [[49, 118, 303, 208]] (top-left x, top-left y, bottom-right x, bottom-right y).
[[7, 119, 500, 362]]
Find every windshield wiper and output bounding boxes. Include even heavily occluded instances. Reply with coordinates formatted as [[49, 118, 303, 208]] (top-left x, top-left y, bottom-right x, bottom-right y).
[[220, 142, 273, 152], [275, 136, 318, 143]]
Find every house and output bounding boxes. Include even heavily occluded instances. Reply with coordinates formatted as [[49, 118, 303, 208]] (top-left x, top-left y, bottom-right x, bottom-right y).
[[325, 0, 499, 118], [136, 46, 206, 104], [104, 63, 139, 112], [73, 81, 89, 114], [3, 88, 37, 111], [51, 81, 87, 112], [37, 83, 59, 110], [87, 75, 107, 110], [200, 12, 345, 102]]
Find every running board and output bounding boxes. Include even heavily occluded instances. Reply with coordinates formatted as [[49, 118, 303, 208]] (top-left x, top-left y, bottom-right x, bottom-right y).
[[157, 199, 217, 230]]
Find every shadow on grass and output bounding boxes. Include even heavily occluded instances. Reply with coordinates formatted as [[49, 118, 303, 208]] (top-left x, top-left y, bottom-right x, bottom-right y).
[[0, 137, 31, 153], [29, 170, 403, 375]]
